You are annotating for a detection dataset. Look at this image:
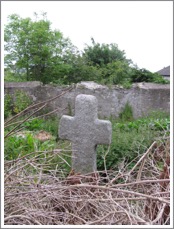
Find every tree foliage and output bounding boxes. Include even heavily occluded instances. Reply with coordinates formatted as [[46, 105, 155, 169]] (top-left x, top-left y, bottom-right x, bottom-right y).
[[83, 38, 131, 67], [4, 13, 78, 84], [78, 38, 132, 85], [130, 68, 169, 84], [4, 14, 169, 86]]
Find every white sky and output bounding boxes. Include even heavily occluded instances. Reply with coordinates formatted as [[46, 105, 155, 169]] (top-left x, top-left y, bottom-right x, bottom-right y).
[[1, 1, 173, 72]]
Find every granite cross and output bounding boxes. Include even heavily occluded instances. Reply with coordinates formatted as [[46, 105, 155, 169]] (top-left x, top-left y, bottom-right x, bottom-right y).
[[59, 94, 112, 174]]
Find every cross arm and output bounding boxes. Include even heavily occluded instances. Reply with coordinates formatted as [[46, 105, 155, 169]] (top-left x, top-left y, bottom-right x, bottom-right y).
[[94, 119, 112, 145], [59, 115, 74, 141]]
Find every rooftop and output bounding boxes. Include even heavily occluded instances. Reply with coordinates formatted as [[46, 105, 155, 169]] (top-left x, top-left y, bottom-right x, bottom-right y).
[[156, 66, 170, 76]]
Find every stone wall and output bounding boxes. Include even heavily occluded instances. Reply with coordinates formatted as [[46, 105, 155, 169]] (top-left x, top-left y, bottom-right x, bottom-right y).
[[4, 81, 170, 119]]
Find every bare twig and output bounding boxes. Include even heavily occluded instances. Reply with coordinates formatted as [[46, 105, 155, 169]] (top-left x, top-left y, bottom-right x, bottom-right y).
[[128, 141, 157, 176]]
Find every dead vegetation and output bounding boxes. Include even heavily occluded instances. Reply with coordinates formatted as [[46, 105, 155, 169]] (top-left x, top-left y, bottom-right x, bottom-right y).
[[4, 139, 170, 225]]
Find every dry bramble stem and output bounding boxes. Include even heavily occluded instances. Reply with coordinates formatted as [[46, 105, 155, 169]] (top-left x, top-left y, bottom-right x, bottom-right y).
[[111, 179, 170, 188], [5, 182, 170, 204], [109, 141, 157, 184]]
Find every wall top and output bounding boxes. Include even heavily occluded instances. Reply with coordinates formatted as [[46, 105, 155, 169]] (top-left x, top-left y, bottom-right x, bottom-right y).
[[134, 82, 170, 90], [4, 81, 42, 88]]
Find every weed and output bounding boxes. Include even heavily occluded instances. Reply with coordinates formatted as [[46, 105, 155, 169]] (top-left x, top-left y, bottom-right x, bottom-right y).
[[119, 102, 134, 121], [23, 119, 45, 131], [22, 117, 59, 136]]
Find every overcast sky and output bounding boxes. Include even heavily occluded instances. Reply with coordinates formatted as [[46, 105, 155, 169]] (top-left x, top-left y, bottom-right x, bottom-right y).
[[1, 1, 173, 72]]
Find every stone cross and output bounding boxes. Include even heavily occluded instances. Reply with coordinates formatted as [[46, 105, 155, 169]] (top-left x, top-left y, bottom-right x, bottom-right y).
[[59, 94, 112, 174]]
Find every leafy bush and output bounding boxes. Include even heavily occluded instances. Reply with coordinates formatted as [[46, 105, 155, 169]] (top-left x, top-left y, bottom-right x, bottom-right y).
[[4, 132, 56, 160], [5, 133, 36, 160]]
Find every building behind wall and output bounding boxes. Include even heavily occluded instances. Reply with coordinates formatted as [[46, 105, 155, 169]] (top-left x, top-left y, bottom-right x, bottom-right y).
[[156, 66, 170, 81]]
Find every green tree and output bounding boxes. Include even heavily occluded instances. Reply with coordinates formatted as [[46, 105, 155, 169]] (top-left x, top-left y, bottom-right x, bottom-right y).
[[4, 14, 32, 79], [83, 38, 132, 67], [100, 61, 131, 85], [80, 38, 133, 85], [64, 55, 101, 84], [4, 13, 78, 84]]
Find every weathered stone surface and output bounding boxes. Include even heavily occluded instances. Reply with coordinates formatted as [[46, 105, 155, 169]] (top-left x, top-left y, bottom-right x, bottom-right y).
[[59, 94, 112, 174], [4, 81, 170, 118], [76, 81, 108, 90]]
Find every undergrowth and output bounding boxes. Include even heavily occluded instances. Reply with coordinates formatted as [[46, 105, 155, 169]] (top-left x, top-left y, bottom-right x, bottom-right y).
[[97, 111, 170, 171], [4, 89, 170, 225], [4, 111, 170, 172], [4, 139, 170, 225]]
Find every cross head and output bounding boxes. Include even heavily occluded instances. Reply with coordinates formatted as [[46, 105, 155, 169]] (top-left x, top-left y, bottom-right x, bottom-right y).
[[59, 94, 112, 174]]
